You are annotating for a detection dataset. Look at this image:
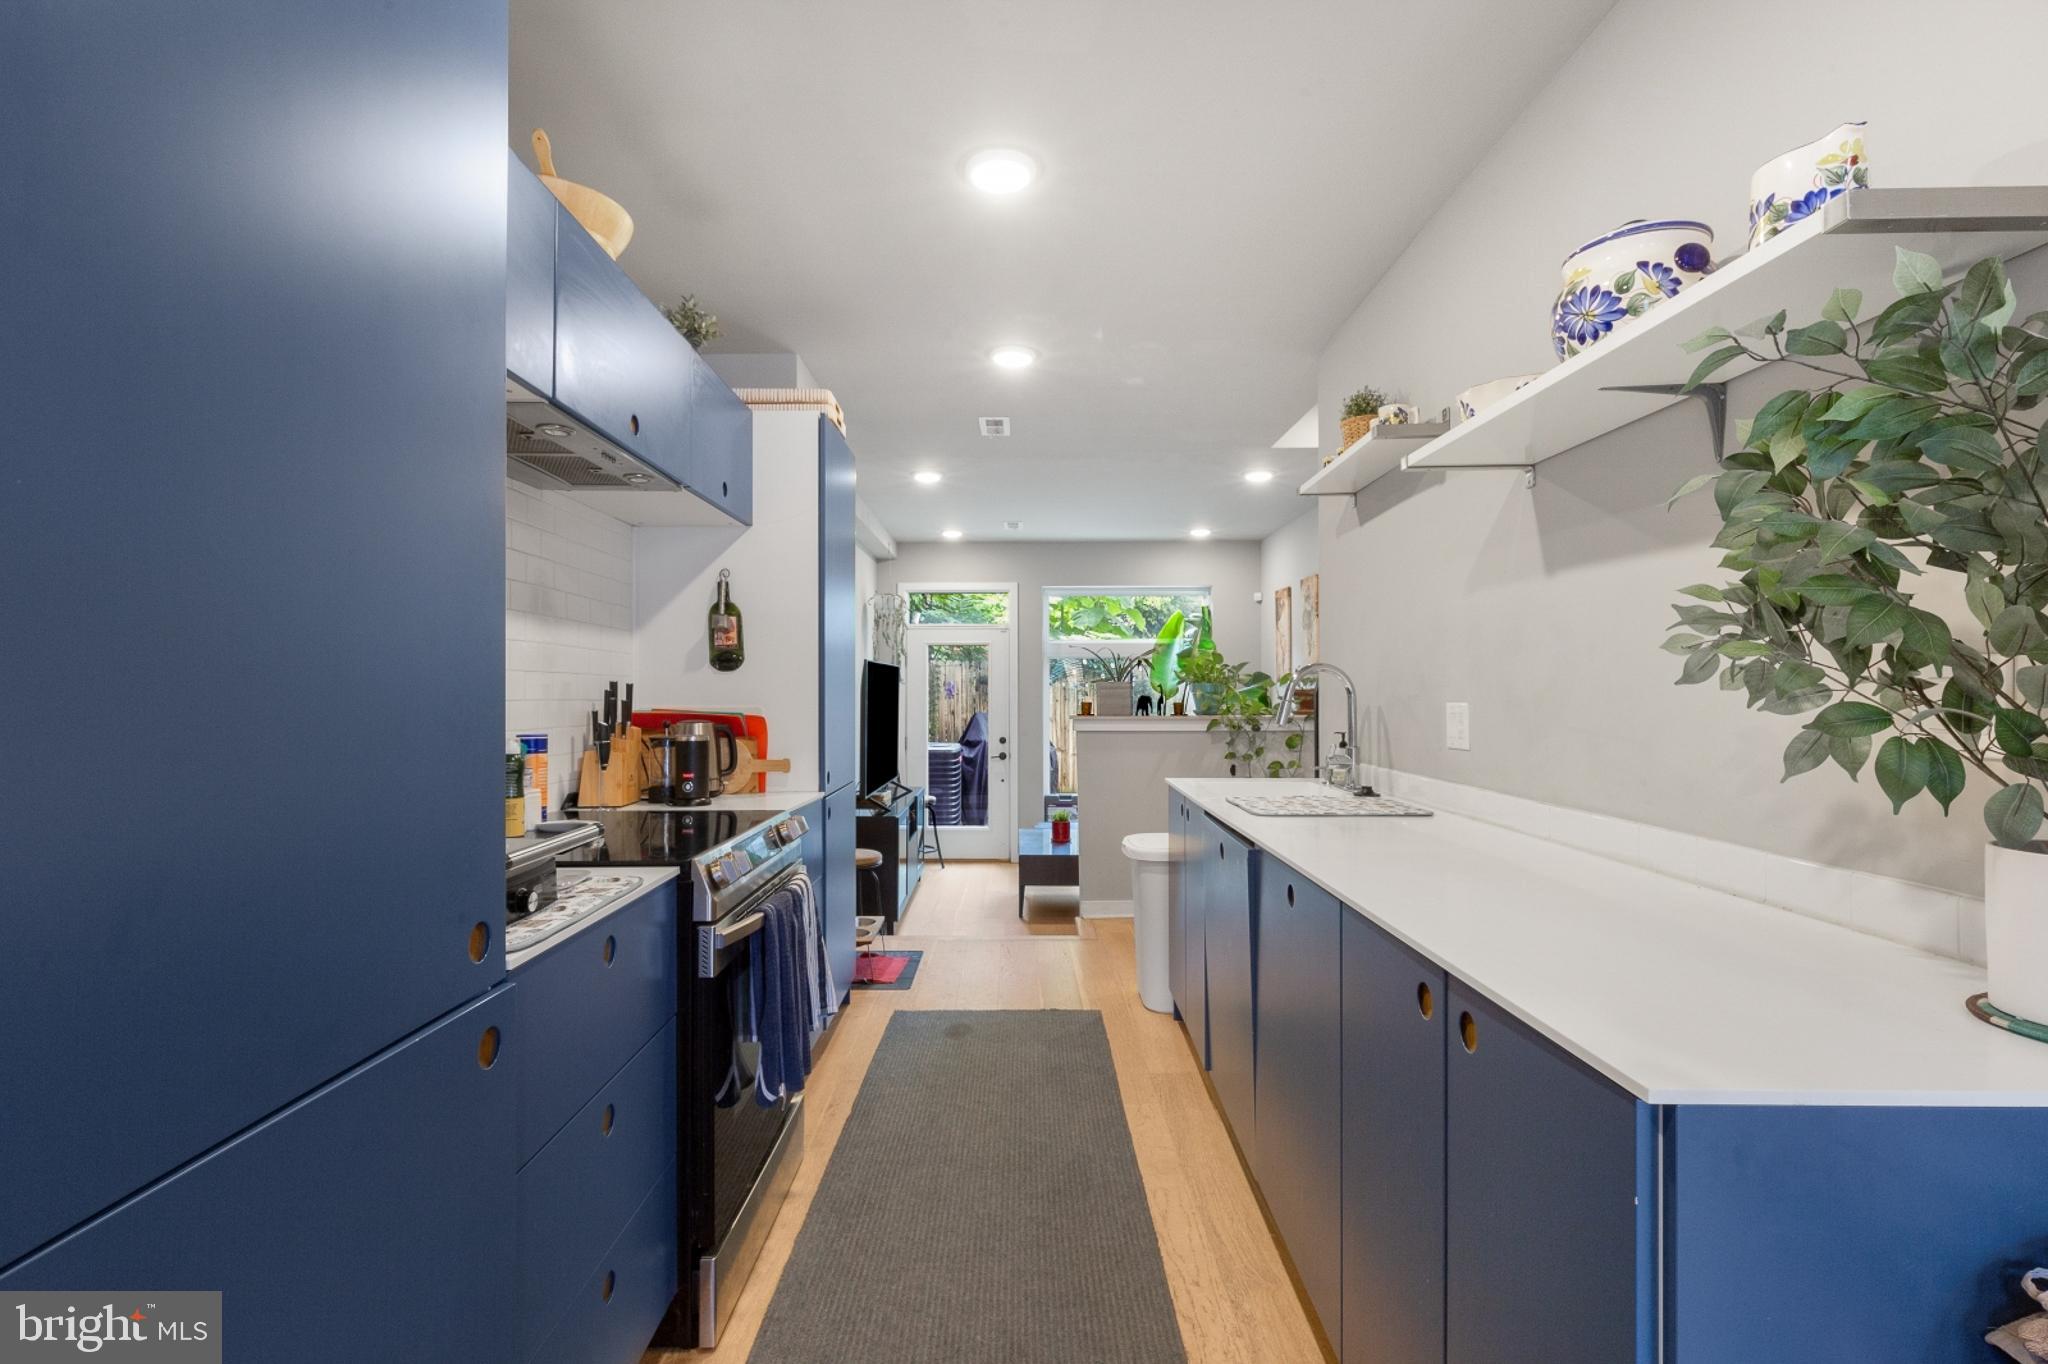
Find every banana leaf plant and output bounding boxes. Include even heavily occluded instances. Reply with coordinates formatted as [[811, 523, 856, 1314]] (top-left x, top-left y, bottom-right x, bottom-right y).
[[1669, 248, 2048, 847]]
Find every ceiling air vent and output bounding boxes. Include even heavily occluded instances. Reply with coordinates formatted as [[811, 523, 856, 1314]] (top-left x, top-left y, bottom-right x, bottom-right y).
[[979, 416, 1010, 437], [1003, 521, 1022, 532]]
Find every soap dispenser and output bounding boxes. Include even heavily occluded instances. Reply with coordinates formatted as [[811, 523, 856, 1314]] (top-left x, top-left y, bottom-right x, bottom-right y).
[[1324, 733, 1356, 791]]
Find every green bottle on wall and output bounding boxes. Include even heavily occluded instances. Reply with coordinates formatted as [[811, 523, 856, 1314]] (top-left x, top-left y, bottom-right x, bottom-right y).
[[709, 568, 745, 671]]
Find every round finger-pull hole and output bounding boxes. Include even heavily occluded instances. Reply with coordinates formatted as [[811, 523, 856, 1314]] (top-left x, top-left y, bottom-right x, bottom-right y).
[[468, 921, 490, 963], [1286, 883, 1295, 907], [477, 1025, 502, 1070], [603, 935, 616, 965], [600, 1271, 616, 1303], [601, 1103, 615, 1136], [628, 413, 640, 435], [1459, 1011, 1478, 1054], [1417, 981, 1434, 1019]]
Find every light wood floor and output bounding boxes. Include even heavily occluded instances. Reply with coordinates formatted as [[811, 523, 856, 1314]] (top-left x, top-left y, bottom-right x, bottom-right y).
[[649, 860, 1327, 1363]]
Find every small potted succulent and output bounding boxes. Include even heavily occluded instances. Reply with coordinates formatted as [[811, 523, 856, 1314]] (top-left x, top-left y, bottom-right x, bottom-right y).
[[1340, 385, 1389, 449], [1670, 248, 2048, 1027], [662, 295, 721, 351], [1050, 808, 1074, 844]]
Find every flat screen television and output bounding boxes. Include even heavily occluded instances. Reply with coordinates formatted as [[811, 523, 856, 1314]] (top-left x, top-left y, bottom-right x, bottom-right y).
[[860, 659, 901, 798]]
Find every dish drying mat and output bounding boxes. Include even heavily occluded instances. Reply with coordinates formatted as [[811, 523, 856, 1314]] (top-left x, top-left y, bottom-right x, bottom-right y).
[[507, 873, 647, 954], [1226, 793, 1433, 817]]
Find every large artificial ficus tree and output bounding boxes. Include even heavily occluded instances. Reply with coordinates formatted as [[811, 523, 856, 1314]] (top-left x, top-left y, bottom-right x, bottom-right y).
[[1670, 248, 2048, 847]]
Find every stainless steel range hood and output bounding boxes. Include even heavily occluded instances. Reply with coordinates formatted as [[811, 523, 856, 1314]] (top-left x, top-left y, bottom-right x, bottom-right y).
[[505, 396, 680, 494]]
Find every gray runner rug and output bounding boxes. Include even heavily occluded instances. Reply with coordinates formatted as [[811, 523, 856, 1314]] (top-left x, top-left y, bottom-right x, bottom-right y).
[[745, 1009, 1187, 1363]]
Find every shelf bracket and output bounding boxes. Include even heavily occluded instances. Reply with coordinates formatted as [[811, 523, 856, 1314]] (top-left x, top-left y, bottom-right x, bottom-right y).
[[1599, 382, 1730, 465]]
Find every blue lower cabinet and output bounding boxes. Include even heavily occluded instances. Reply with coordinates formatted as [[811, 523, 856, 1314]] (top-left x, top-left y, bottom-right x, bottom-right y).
[[1664, 1104, 2048, 1363], [1166, 794, 1188, 1017], [1180, 807, 1210, 1067], [517, 1019, 678, 1360], [514, 883, 677, 1165], [1254, 870, 1341, 1341], [0, 988, 517, 1362], [1342, 913, 1447, 1364], [530, 1159, 680, 1364], [1206, 820, 1258, 1159], [823, 785, 857, 1003], [1446, 981, 1654, 1364]]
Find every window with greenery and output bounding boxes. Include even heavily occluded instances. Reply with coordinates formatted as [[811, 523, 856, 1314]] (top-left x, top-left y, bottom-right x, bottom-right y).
[[1045, 591, 1210, 640], [908, 591, 1010, 626], [1044, 588, 1212, 793]]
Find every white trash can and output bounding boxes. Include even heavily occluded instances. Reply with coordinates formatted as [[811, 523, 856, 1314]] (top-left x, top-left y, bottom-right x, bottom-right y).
[[1122, 832, 1174, 1014]]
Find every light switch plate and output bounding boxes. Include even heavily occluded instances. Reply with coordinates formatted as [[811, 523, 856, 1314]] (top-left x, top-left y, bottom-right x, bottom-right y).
[[1445, 702, 1470, 751]]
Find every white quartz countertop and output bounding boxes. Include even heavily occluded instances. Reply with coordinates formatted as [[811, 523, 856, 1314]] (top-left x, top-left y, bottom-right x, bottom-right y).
[[1168, 777, 2048, 1106], [506, 866, 680, 972]]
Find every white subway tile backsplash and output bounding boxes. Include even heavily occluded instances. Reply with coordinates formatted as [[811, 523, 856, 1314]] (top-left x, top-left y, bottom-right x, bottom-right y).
[[504, 479, 635, 814]]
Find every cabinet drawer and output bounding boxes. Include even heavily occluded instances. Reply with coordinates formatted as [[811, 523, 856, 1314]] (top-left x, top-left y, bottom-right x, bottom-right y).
[[517, 1018, 677, 1360], [529, 1158, 680, 1364], [514, 883, 677, 1164]]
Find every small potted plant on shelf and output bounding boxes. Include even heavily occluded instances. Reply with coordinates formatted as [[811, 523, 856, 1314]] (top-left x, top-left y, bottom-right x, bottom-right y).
[[1670, 247, 2048, 1028], [1049, 808, 1074, 844], [662, 294, 720, 350], [1081, 647, 1149, 717], [1340, 385, 1389, 450]]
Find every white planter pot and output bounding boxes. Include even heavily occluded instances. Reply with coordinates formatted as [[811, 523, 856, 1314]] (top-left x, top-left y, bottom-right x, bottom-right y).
[[1985, 841, 2048, 1025]]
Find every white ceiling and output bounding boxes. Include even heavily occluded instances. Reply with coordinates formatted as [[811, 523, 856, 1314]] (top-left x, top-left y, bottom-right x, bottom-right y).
[[509, 0, 1617, 542]]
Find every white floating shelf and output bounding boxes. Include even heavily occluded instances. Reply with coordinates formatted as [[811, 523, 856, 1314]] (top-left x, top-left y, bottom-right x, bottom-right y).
[[1297, 424, 1451, 496], [1300, 187, 2048, 498]]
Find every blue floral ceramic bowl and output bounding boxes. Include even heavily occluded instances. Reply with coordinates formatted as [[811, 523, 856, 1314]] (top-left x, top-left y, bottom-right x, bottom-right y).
[[1550, 219, 1714, 360]]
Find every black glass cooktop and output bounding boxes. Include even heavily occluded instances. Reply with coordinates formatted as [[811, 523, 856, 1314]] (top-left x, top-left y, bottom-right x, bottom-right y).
[[557, 807, 786, 867]]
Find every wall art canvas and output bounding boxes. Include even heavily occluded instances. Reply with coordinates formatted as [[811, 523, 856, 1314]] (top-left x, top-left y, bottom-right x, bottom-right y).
[[1300, 574, 1320, 663], [1274, 584, 1293, 676]]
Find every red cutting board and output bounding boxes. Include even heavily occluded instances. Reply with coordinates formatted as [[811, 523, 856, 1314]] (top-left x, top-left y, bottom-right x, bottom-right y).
[[632, 709, 771, 792]]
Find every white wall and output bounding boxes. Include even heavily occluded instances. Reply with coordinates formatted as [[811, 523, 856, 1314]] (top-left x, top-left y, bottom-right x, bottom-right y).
[[504, 479, 636, 814], [1258, 510, 1319, 678], [632, 412, 823, 791], [879, 538, 1263, 826], [1313, 0, 2048, 898]]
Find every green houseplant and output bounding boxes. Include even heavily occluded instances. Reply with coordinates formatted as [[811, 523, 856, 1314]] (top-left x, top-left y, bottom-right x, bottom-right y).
[[1340, 385, 1389, 447], [1050, 807, 1074, 843], [1670, 246, 2048, 1022], [662, 295, 721, 350]]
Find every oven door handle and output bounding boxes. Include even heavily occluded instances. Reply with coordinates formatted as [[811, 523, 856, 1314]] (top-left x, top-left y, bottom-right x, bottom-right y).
[[708, 910, 766, 952]]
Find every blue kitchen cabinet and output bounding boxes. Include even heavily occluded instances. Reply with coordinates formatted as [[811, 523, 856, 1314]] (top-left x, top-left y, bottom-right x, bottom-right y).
[[0, 989, 518, 1362], [1206, 818, 1258, 1159], [689, 358, 754, 523], [1341, 912, 1447, 1364], [818, 419, 858, 793], [1180, 807, 1211, 1068], [1166, 793, 1189, 1017], [1254, 867, 1342, 1342], [823, 786, 858, 1004], [530, 1160, 680, 1364], [1445, 981, 1655, 1364], [507, 153, 558, 396], [513, 881, 678, 1165], [1663, 1104, 2048, 1363], [553, 204, 695, 485], [1, 0, 508, 1267]]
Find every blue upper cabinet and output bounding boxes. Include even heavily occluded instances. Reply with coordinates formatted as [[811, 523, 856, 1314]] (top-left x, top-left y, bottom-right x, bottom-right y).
[[689, 358, 754, 523], [1342, 912, 1447, 1364], [818, 420, 858, 793], [1, 989, 518, 1364], [1255, 870, 1342, 1342], [553, 206, 695, 485], [507, 155, 557, 396], [1, 0, 507, 1267], [1445, 981, 1655, 1364]]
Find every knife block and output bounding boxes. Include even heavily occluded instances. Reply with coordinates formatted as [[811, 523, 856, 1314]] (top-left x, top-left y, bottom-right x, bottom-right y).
[[575, 727, 648, 808]]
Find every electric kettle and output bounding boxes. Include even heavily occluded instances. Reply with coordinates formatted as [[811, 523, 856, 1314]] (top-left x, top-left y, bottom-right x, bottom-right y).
[[649, 721, 737, 805]]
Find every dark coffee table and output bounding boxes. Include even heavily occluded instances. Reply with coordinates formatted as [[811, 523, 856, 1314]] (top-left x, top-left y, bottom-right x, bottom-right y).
[[1017, 822, 1080, 918]]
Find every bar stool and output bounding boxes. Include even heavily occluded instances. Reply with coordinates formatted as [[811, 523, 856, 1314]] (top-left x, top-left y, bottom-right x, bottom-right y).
[[920, 792, 946, 868], [854, 847, 886, 941]]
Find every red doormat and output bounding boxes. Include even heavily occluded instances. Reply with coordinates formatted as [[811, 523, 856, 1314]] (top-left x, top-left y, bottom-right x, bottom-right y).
[[852, 951, 922, 989]]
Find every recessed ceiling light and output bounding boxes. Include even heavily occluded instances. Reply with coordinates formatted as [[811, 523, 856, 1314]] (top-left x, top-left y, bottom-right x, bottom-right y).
[[913, 470, 943, 485], [989, 345, 1037, 371], [941, 528, 964, 541], [1190, 527, 1213, 539], [966, 148, 1037, 195], [1243, 469, 1275, 484]]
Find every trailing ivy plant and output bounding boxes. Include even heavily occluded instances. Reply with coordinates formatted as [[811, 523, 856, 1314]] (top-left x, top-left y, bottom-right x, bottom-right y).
[[1670, 248, 2048, 847]]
